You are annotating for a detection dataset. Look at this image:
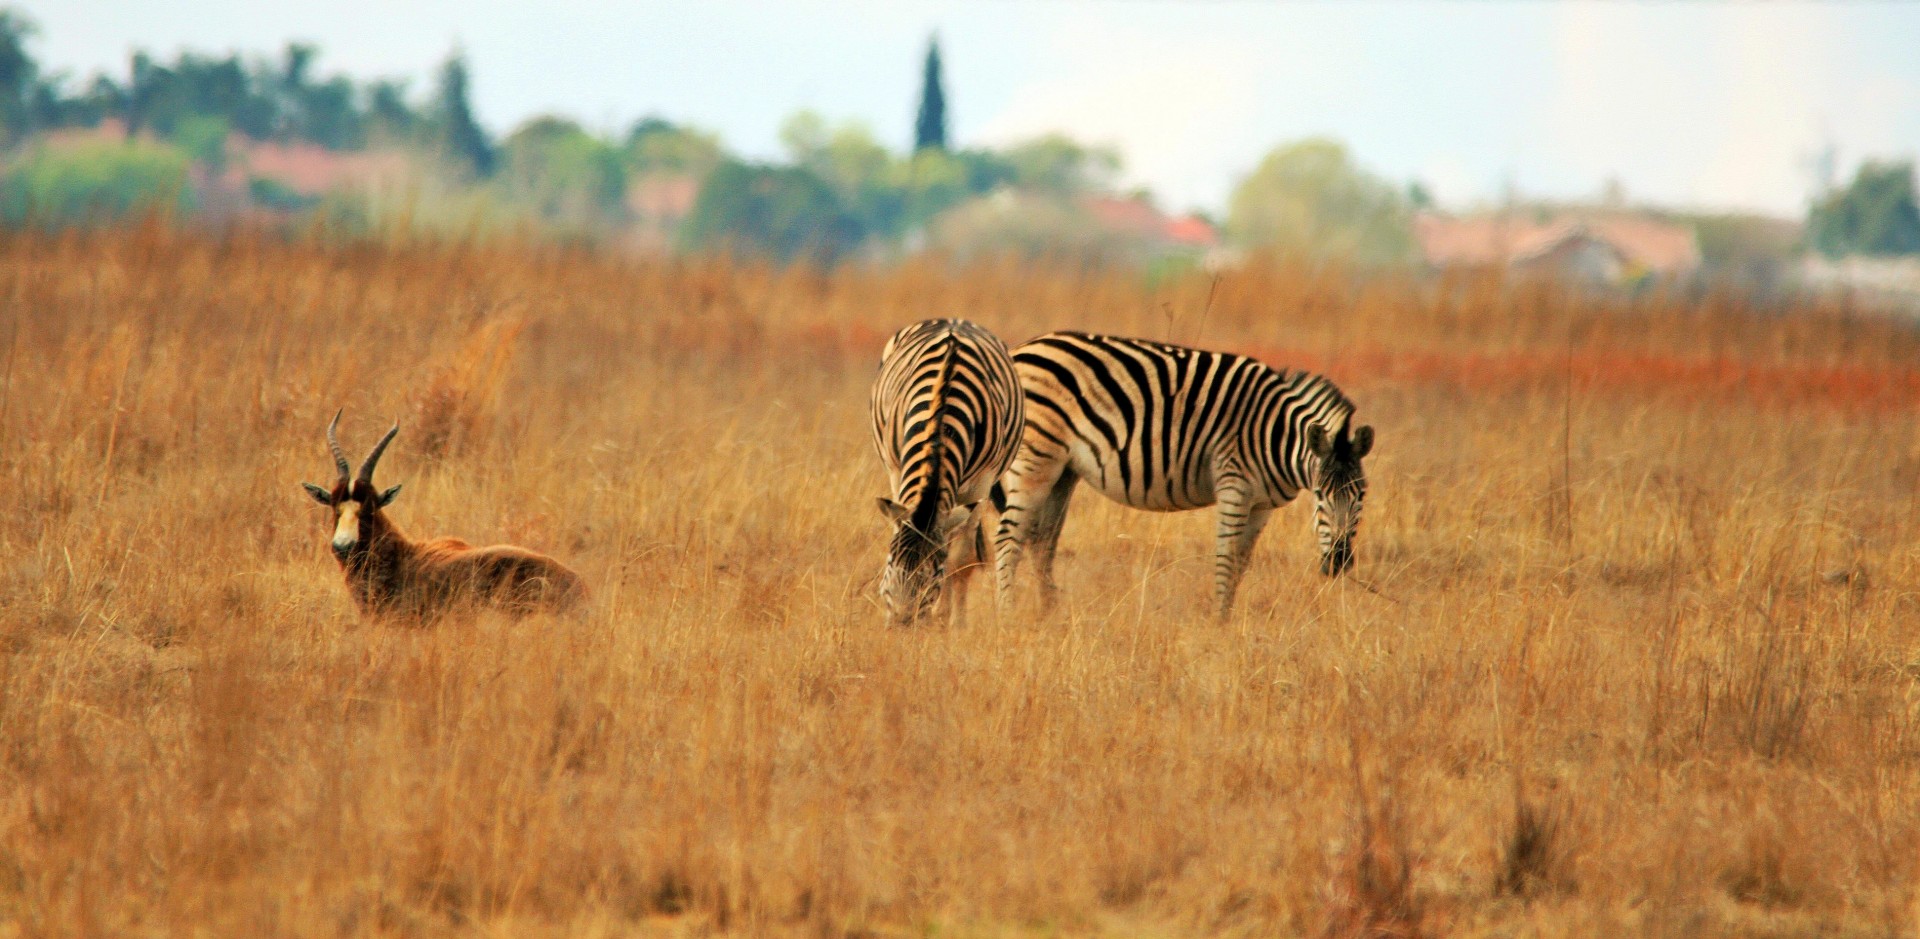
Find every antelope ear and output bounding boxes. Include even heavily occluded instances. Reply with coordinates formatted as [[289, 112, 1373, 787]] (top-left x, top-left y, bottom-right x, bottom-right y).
[[876, 498, 911, 525], [302, 482, 333, 505], [1306, 424, 1332, 460], [1350, 425, 1375, 459], [938, 502, 978, 535], [378, 484, 403, 507]]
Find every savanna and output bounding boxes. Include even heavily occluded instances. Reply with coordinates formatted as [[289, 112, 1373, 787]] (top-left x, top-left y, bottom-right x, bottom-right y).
[[2, 226, 1918, 937]]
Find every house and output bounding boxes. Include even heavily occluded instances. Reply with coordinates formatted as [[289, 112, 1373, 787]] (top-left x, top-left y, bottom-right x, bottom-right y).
[[1414, 211, 1701, 284], [1081, 195, 1220, 254], [226, 141, 413, 199]]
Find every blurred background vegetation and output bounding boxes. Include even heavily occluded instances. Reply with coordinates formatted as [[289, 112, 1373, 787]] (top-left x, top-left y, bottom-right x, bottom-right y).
[[0, 7, 1915, 301]]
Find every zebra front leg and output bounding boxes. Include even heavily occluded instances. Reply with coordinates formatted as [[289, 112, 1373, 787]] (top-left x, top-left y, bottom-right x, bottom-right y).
[[1213, 485, 1272, 619], [993, 454, 1068, 616], [1025, 470, 1078, 615], [944, 513, 987, 627]]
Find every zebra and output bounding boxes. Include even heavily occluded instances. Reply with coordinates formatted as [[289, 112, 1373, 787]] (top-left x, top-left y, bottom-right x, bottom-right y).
[[870, 319, 1026, 626], [991, 331, 1374, 619]]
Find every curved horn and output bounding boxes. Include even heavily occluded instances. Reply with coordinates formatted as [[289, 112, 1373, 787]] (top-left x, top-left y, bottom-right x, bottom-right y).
[[356, 422, 399, 485], [326, 409, 350, 482]]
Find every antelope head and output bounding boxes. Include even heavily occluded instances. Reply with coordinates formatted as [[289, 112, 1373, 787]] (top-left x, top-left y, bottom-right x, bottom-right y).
[[302, 410, 403, 562]]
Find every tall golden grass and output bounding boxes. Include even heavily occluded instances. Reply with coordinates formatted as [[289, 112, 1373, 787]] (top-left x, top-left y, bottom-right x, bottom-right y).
[[2, 226, 1918, 937]]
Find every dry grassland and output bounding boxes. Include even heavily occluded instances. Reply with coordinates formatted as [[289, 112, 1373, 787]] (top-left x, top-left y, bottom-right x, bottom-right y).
[[3, 227, 1920, 938]]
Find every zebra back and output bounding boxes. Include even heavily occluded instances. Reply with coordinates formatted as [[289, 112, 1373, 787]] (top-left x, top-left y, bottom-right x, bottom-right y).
[[871, 319, 1026, 532]]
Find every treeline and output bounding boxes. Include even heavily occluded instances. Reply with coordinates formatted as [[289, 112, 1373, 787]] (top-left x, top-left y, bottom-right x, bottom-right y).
[[0, 12, 1142, 262], [8, 7, 1914, 275], [0, 12, 493, 171]]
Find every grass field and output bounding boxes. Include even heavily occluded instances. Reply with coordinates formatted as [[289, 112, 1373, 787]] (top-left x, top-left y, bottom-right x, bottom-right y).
[[3, 227, 1919, 938]]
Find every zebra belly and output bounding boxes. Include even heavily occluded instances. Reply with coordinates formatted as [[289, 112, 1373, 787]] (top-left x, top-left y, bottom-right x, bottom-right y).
[[1065, 440, 1215, 513]]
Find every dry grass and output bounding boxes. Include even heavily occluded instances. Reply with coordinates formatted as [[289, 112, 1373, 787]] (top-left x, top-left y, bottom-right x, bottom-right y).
[[3, 226, 1919, 937]]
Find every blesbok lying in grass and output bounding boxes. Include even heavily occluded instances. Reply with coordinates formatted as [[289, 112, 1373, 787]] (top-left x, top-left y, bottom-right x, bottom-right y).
[[302, 411, 587, 621]]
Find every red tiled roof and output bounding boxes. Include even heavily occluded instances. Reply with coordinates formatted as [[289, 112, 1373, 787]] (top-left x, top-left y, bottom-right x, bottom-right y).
[[1415, 212, 1700, 275], [1164, 215, 1220, 248], [626, 173, 700, 221], [234, 142, 412, 196]]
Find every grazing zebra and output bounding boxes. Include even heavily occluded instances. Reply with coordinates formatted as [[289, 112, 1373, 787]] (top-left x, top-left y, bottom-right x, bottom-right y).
[[992, 331, 1373, 619], [870, 319, 1026, 626]]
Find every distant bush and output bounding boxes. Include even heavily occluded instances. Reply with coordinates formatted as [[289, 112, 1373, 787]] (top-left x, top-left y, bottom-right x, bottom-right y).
[[928, 190, 1150, 267], [680, 160, 865, 263], [247, 176, 321, 212], [0, 140, 193, 225]]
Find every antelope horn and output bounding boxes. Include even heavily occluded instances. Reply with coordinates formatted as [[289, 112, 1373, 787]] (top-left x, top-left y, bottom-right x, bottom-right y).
[[357, 422, 400, 485], [326, 409, 351, 483]]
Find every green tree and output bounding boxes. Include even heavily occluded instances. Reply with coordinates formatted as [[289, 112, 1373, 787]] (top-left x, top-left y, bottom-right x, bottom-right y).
[[1226, 138, 1414, 265], [1001, 135, 1119, 195], [625, 116, 725, 179], [0, 10, 37, 142], [173, 114, 230, 174], [0, 138, 192, 225], [681, 159, 864, 263], [366, 79, 419, 144], [782, 111, 892, 196], [497, 115, 625, 227], [433, 50, 494, 177], [913, 36, 947, 153], [1808, 160, 1920, 258]]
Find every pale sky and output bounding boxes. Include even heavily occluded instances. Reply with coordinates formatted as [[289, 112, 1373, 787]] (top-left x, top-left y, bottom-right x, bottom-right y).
[[18, 0, 1920, 217]]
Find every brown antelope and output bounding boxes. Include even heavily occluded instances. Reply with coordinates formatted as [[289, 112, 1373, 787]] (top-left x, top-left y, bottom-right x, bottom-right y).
[[302, 411, 587, 621]]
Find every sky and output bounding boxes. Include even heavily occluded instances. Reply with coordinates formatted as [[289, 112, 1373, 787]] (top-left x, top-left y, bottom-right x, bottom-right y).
[[17, 0, 1920, 218]]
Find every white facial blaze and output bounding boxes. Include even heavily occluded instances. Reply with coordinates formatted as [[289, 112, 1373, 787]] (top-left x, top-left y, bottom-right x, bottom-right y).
[[332, 501, 362, 553]]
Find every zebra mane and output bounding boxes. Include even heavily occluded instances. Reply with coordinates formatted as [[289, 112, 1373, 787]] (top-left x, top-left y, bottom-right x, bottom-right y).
[[1278, 367, 1355, 427]]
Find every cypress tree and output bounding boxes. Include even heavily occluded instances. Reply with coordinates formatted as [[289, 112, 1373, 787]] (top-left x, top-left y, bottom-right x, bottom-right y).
[[913, 36, 947, 153], [435, 49, 494, 177]]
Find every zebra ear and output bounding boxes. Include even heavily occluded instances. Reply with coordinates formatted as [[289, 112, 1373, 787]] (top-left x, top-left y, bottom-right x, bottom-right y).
[[1350, 425, 1374, 459], [876, 498, 912, 526], [938, 503, 978, 535], [1307, 424, 1333, 460]]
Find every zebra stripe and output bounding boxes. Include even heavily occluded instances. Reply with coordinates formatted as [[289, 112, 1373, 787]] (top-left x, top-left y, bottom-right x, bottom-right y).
[[992, 331, 1373, 618], [870, 319, 1025, 626]]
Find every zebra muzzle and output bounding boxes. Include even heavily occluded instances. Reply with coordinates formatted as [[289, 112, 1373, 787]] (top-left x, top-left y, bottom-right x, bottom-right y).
[[1322, 543, 1354, 577]]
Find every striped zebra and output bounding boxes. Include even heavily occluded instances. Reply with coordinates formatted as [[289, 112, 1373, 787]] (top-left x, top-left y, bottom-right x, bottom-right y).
[[870, 319, 1026, 626], [992, 331, 1373, 618]]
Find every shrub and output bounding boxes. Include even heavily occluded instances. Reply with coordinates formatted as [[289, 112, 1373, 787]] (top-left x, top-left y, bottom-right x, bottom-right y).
[[0, 139, 193, 225]]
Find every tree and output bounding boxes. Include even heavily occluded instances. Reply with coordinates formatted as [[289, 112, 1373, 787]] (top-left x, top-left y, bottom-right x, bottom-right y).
[[625, 116, 725, 179], [0, 138, 193, 225], [366, 79, 419, 144], [498, 115, 625, 228], [0, 10, 37, 142], [913, 36, 947, 153], [1001, 135, 1119, 195], [1808, 160, 1920, 258], [680, 160, 864, 263], [1226, 138, 1415, 265], [433, 50, 494, 177]]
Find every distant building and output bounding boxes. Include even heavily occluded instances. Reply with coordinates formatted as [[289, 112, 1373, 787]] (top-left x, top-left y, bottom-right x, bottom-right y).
[[1414, 211, 1701, 284], [1082, 194, 1220, 254], [623, 173, 702, 252], [228, 142, 413, 198]]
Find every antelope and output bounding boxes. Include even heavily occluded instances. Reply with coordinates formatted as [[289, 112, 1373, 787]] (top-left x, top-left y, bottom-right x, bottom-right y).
[[301, 411, 587, 621]]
